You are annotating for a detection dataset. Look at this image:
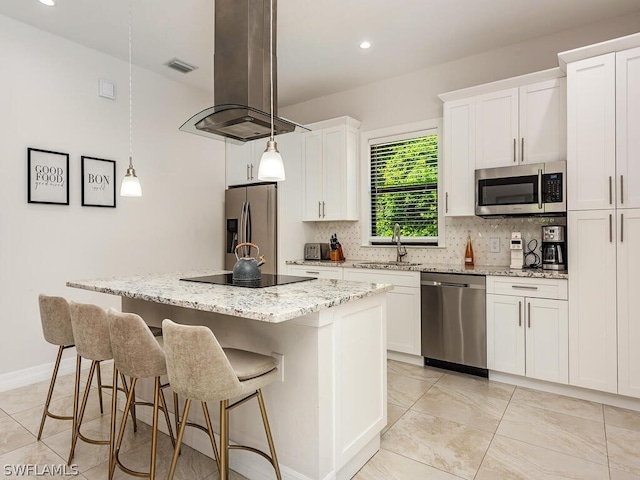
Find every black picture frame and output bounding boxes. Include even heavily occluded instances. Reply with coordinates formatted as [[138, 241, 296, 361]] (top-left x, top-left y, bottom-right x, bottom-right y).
[[81, 156, 116, 208], [27, 148, 70, 205]]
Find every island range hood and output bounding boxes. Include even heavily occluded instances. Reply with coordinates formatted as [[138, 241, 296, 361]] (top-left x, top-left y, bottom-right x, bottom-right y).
[[180, 0, 304, 143]]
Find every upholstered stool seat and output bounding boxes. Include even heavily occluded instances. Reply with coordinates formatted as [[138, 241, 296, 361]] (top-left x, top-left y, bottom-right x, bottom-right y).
[[162, 319, 282, 480], [107, 310, 175, 480]]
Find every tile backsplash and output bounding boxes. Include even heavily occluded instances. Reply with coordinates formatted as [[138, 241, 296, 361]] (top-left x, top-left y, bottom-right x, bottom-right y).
[[313, 216, 566, 267]]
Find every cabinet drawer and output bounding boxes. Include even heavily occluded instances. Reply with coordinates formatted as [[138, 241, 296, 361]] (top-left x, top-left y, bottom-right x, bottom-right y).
[[486, 276, 567, 300], [287, 265, 343, 280], [344, 268, 420, 288]]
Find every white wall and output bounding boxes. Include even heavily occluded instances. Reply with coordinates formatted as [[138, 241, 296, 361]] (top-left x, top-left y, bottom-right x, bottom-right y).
[[0, 15, 226, 379]]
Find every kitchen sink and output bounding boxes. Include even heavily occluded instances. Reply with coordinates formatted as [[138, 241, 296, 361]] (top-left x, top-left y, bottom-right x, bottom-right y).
[[358, 261, 421, 266]]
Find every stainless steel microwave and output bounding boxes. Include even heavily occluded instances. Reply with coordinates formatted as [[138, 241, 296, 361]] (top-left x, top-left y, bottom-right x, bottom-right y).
[[475, 161, 566, 217]]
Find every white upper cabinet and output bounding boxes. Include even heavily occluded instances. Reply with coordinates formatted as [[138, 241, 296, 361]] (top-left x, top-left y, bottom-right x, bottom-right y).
[[443, 97, 476, 217], [226, 140, 266, 186], [302, 117, 360, 222], [476, 80, 567, 169], [616, 47, 640, 209], [519, 79, 567, 164], [475, 88, 519, 169], [567, 53, 617, 210]]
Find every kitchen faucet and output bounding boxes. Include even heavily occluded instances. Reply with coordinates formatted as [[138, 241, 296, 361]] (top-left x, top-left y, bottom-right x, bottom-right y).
[[392, 223, 407, 263]]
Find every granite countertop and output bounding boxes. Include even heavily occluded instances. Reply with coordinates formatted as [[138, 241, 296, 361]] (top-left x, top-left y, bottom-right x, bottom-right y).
[[286, 260, 568, 279], [66, 270, 393, 323]]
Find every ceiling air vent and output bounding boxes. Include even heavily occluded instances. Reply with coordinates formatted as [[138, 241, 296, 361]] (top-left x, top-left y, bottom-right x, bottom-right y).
[[165, 58, 198, 74]]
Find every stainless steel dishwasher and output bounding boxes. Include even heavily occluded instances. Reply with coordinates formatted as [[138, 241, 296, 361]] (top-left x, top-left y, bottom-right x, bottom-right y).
[[420, 272, 487, 375]]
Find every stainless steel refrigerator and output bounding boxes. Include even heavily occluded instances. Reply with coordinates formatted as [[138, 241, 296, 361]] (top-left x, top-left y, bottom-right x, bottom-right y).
[[225, 183, 277, 275]]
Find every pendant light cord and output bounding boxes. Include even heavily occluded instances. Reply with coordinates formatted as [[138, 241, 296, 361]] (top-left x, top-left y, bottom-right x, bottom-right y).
[[269, 0, 274, 142], [128, 0, 133, 168]]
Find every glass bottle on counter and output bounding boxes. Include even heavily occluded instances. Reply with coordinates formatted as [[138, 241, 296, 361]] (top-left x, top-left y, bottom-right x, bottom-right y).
[[464, 232, 475, 266]]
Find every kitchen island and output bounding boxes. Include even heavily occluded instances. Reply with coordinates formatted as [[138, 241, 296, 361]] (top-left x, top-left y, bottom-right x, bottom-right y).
[[67, 271, 392, 480]]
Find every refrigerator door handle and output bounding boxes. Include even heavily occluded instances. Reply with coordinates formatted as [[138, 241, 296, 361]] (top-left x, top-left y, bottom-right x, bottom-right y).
[[246, 202, 252, 245], [239, 201, 246, 249]]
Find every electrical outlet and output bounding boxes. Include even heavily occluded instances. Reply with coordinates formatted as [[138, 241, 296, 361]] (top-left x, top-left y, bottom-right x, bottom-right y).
[[490, 237, 500, 253], [271, 352, 284, 382]]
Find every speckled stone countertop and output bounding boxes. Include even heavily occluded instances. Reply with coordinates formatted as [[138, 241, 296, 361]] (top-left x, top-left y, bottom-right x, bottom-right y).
[[66, 271, 394, 323], [286, 260, 568, 280]]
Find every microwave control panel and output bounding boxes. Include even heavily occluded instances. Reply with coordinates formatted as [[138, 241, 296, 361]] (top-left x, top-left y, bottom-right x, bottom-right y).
[[543, 173, 563, 203]]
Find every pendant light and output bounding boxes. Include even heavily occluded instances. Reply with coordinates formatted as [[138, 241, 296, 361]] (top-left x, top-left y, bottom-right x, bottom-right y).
[[257, 0, 285, 181], [120, 0, 142, 197]]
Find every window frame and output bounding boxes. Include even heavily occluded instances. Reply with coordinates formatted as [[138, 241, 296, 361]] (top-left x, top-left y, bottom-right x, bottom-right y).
[[360, 119, 445, 247]]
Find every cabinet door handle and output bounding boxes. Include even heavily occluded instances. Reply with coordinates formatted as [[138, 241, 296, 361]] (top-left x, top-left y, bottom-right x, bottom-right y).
[[446, 192, 449, 213], [247, 164, 250, 181], [518, 301, 522, 327], [513, 138, 517, 163], [609, 214, 613, 243], [511, 285, 538, 290], [305, 271, 320, 275], [318, 201, 321, 218], [250, 164, 254, 180], [621, 213, 624, 243], [609, 176, 613, 205], [527, 302, 531, 328], [322, 201, 326, 218], [620, 175, 624, 205], [521, 138, 524, 163]]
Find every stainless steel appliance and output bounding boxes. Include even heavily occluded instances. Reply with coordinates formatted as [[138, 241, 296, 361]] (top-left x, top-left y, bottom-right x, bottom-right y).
[[225, 183, 277, 274], [475, 161, 566, 217], [542, 225, 567, 270], [304, 243, 331, 260], [421, 272, 487, 376], [181, 273, 314, 289]]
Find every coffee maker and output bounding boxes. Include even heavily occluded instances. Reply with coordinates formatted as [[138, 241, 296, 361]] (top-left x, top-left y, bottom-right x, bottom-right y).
[[542, 225, 566, 270]]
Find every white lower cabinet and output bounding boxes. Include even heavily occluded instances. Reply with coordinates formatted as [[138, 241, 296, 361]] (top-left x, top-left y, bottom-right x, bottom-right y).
[[287, 265, 343, 280], [343, 269, 421, 355], [486, 276, 568, 384]]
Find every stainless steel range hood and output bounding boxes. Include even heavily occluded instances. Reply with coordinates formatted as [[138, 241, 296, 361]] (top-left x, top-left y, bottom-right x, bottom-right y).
[[180, 0, 305, 143]]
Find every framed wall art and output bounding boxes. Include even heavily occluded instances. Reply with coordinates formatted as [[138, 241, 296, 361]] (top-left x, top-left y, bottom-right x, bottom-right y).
[[81, 156, 116, 207], [27, 148, 70, 205]]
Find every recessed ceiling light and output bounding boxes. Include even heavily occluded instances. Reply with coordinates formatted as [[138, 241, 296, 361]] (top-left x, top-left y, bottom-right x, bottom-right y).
[[39, 0, 56, 6], [360, 41, 371, 50]]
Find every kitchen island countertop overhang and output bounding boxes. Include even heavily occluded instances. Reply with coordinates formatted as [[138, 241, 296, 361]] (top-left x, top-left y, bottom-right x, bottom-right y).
[[66, 270, 393, 322]]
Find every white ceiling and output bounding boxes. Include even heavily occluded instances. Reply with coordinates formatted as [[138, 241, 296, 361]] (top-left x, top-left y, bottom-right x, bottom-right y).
[[1, 0, 639, 107]]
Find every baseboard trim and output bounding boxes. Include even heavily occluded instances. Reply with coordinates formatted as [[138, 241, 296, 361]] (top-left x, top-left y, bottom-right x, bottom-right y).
[[387, 351, 423, 366], [490, 371, 640, 412], [0, 354, 110, 393]]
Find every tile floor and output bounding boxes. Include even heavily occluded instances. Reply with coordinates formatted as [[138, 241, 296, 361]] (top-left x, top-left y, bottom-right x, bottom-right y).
[[0, 360, 639, 479]]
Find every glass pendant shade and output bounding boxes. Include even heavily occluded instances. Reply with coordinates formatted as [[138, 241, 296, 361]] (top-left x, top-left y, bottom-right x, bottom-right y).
[[258, 139, 285, 181], [120, 158, 142, 197]]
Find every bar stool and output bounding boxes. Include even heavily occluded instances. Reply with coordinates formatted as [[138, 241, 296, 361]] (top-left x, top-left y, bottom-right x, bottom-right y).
[[106, 309, 176, 480], [162, 319, 282, 480], [37, 294, 106, 440], [67, 301, 137, 465]]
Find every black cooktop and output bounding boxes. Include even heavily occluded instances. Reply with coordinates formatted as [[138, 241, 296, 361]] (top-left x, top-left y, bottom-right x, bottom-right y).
[[180, 273, 315, 289]]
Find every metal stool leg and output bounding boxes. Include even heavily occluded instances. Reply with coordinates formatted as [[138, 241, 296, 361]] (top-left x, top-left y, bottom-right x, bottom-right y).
[[220, 399, 230, 480], [257, 389, 282, 480], [96, 361, 104, 414], [108, 367, 119, 480], [201, 401, 221, 473], [37, 345, 73, 441], [167, 398, 192, 480], [67, 355, 82, 465]]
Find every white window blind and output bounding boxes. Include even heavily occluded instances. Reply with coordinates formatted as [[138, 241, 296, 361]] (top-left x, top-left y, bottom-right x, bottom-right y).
[[369, 129, 439, 244]]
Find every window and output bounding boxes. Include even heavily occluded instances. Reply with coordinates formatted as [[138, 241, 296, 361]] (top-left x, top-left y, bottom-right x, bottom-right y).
[[367, 124, 441, 246]]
